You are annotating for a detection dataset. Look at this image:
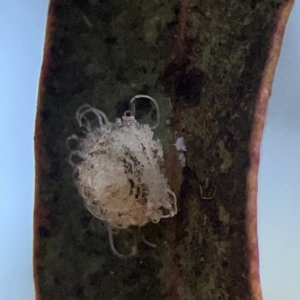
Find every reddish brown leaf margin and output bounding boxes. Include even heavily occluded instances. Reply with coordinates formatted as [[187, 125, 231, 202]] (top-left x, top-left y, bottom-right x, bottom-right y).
[[33, 1, 56, 300], [246, 1, 294, 299]]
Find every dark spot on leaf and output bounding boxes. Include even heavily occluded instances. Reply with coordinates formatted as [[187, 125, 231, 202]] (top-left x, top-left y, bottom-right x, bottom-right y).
[[161, 60, 204, 107], [74, 285, 85, 296], [39, 226, 51, 238], [105, 35, 117, 44], [175, 68, 204, 106]]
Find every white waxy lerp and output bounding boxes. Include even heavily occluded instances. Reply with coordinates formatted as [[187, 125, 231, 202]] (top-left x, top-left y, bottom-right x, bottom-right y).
[[67, 95, 177, 258]]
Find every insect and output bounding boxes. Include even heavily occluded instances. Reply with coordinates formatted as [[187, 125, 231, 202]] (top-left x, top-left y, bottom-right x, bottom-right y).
[[67, 95, 177, 258]]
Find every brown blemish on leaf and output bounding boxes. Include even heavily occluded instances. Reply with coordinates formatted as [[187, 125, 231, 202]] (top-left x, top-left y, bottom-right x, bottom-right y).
[[162, 0, 194, 298]]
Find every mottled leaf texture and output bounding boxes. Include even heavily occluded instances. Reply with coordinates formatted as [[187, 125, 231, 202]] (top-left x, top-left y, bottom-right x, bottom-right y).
[[34, 1, 293, 299]]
